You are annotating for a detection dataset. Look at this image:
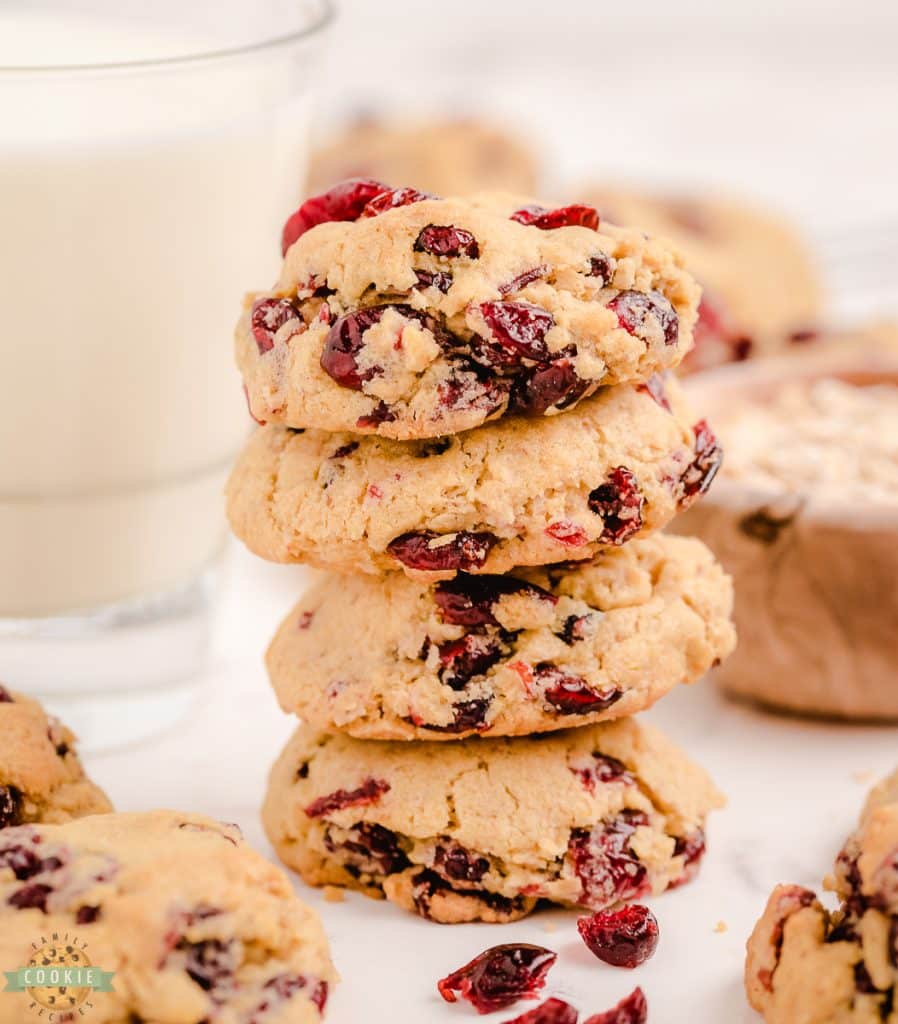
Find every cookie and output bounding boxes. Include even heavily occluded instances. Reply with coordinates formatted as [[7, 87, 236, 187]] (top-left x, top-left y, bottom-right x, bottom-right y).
[[578, 185, 821, 372], [308, 116, 540, 198], [239, 186, 700, 439], [227, 375, 721, 580], [0, 810, 336, 1024], [262, 719, 724, 924], [266, 535, 735, 739], [0, 685, 111, 829], [745, 770, 898, 1023]]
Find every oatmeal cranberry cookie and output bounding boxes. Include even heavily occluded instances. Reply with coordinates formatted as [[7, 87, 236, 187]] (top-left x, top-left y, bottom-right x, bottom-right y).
[[0, 810, 336, 1024], [0, 685, 111, 829], [267, 535, 735, 740], [307, 116, 540, 198], [227, 376, 722, 580], [262, 720, 724, 924], [745, 770, 898, 1023], [238, 184, 700, 439], [579, 186, 821, 372]]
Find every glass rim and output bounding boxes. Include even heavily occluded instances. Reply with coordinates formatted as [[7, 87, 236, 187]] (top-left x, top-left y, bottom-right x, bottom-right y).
[[0, 0, 335, 75]]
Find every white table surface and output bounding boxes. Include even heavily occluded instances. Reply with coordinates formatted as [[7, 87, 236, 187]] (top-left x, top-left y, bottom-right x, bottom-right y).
[[82, 543, 898, 1023]]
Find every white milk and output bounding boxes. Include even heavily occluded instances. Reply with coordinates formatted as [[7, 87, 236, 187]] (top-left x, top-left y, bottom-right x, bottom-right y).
[[0, 9, 311, 616]]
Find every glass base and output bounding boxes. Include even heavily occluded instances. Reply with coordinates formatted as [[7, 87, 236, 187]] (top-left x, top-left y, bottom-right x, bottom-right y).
[[0, 569, 215, 751]]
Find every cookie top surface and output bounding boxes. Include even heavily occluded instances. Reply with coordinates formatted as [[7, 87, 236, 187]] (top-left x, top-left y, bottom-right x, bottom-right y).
[[0, 810, 336, 1024], [263, 719, 724, 924], [267, 534, 735, 739], [745, 771, 898, 1023], [227, 375, 721, 579], [238, 187, 700, 439], [308, 117, 540, 198], [0, 686, 111, 829]]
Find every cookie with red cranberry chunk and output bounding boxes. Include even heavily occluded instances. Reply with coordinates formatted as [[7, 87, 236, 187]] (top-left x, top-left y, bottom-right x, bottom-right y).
[[0, 810, 336, 1024], [227, 376, 721, 580], [0, 686, 111, 830], [745, 769, 898, 1024], [262, 720, 723, 924], [267, 535, 735, 740], [238, 186, 700, 439]]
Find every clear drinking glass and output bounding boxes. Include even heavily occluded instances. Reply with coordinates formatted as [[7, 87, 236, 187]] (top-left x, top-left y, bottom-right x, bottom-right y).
[[0, 0, 332, 747]]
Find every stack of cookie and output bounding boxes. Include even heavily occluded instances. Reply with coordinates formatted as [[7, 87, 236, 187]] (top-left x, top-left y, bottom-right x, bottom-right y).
[[227, 180, 736, 923]]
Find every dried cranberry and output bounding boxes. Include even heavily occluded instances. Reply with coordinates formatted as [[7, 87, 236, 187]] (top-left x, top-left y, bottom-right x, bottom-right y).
[[250, 297, 299, 354], [572, 754, 635, 793], [438, 635, 504, 689], [503, 997, 579, 1024], [415, 269, 453, 293], [789, 327, 818, 344], [414, 224, 480, 259], [75, 905, 101, 924], [325, 822, 409, 876], [537, 664, 622, 715], [433, 842, 490, 883], [569, 811, 651, 909], [362, 186, 434, 217], [587, 254, 615, 285], [588, 467, 644, 545], [356, 401, 397, 429], [179, 938, 236, 993], [413, 869, 524, 921], [0, 787, 22, 829], [511, 204, 600, 231], [670, 830, 706, 888], [583, 986, 648, 1024], [281, 178, 389, 254], [545, 521, 589, 547], [320, 306, 389, 390], [437, 943, 557, 1014], [609, 290, 678, 347], [679, 420, 723, 507], [8, 882, 53, 912], [0, 843, 45, 880], [637, 374, 671, 411], [474, 301, 555, 367], [0, 686, 12, 702], [263, 974, 329, 1014], [499, 265, 548, 294], [428, 698, 492, 734], [330, 441, 359, 459], [510, 360, 591, 416], [558, 613, 592, 645], [437, 362, 511, 414], [387, 530, 498, 572], [578, 905, 660, 968], [303, 777, 390, 819], [434, 574, 556, 627]]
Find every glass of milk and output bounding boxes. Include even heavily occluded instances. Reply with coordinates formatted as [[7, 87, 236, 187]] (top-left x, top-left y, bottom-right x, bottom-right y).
[[0, 0, 332, 747]]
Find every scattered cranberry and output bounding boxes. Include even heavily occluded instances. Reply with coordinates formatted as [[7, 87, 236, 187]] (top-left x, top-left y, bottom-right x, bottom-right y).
[[428, 698, 493, 734], [433, 842, 490, 883], [503, 997, 579, 1024], [670, 830, 707, 888], [437, 363, 511, 414], [582, 986, 648, 1024], [415, 269, 453, 293], [387, 530, 498, 572], [510, 360, 591, 416], [438, 635, 504, 689], [362, 186, 434, 217], [609, 290, 678, 347], [437, 943, 557, 1014], [588, 467, 644, 544], [0, 686, 13, 702], [75, 905, 101, 925], [679, 421, 723, 507], [637, 374, 671, 412], [578, 905, 660, 968], [0, 787, 22, 829], [569, 811, 651, 909], [281, 178, 389, 254], [413, 869, 523, 921], [330, 441, 359, 459], [303, 777, 390, 819], [0, 842, 61, 881], [8, 882, 53, 912], [178, 938, 236, 994], [356, 400, 398, 429], [250, 297, 300, 354], [558, 613, 592, 645], [587, 254, 616, 286], [545, 521, 589, 547], [500, 265, 548, 294], [434, 574, 555, 627], [320, 306, 389, 390], [324, 822, 409, 876], [262, 973, 329, 1014], [474, 301, 555, 366], [414, 224, 480, 259], [789, 327, 818, 344], [538, 664, 622, 715], [571, 754, 635, 793], [511, 204, 600, 231]]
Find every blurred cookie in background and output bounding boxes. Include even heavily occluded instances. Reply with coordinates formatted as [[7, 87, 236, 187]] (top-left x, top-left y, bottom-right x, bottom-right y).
[[307, 115, 540, 197], [577, 186, 822, 372]]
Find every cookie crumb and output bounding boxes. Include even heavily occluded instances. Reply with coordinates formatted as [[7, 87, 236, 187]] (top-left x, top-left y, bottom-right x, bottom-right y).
[[323, 885, 345, 903], [714, 920, 728, 933]]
